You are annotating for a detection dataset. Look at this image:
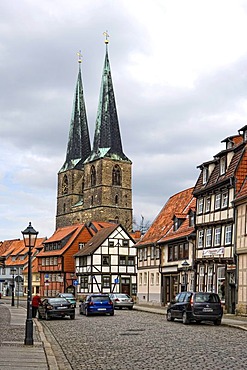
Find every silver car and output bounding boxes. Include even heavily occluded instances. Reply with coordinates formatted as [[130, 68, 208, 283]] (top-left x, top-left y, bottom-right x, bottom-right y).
[[109, 293, 134, 310]]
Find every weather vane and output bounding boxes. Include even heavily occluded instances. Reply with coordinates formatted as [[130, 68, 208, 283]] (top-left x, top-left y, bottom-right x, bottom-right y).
[[77, 50, 82, 64], [103, 31, 109, 44]]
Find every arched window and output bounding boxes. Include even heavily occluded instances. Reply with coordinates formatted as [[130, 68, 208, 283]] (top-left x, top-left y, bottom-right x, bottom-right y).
[[91, 196, 93, 206], [115, 195, 119, 206], [112, 165, 121, 186], [62, 175, 68, 194], [91, 166, 96, 187], [63, 203, 66, 213]]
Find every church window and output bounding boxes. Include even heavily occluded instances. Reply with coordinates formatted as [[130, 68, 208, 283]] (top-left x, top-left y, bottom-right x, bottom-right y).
[[63, 203, 66, 213], [90, 166, 96, 186], [91, 196, 93, 206], [62, 175, 68, 194], [115, 195, 119, 205], [112, 165, 121, 185]]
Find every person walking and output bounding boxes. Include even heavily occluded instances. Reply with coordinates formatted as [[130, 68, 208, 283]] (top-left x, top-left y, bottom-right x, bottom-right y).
[[32, 294, 41, 318]]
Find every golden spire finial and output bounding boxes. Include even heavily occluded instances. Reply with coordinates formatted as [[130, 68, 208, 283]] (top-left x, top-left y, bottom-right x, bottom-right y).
[[103, 31, 109, 44], [77, 50, 82, 64]]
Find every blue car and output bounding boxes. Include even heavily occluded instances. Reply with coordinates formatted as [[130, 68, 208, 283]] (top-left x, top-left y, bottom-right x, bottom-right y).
[[79, 294, 114, 316]]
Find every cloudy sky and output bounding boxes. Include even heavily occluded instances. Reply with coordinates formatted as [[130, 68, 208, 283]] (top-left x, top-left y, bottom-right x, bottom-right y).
[[1, 0, 247, 240]]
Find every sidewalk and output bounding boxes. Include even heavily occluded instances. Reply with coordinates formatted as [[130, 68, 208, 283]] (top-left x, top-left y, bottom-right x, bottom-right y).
[[0, 301, 58, 370], [134, 304, 247, 330]]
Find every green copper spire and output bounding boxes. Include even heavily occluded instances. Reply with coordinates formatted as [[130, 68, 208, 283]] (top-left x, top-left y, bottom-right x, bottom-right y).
[[60, 52, 91, 172], [85, 33, 130, 163]]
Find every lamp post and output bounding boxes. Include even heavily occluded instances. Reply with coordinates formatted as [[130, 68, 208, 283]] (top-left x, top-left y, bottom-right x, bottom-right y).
[[181, 260, 190, 291], [10, 268, 16, 306], [22, 222, 38, 346]]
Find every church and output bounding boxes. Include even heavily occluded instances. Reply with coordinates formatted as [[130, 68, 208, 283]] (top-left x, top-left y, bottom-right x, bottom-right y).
[[56, 36, 133, 232]]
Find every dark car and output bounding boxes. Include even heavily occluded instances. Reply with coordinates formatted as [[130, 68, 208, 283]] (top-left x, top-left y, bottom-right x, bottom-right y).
[[166, 291, 223, 325], [79, 294, 114, 316], [56, 293, 77, 306], [109, 293, 134, 310], [38, 297, 75, 320]]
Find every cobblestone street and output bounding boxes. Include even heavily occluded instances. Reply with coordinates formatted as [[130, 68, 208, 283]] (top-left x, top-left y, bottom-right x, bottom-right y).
[[41, 309, 247, 370]]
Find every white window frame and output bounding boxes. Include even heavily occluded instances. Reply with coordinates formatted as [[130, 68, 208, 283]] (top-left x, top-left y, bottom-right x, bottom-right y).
[[202, 167, 208, 184], [156, 272, 160, 285], [198, 198, 203, 214], [205, 197, 211, 212], [139, 273, 142, 285], [150, 273, 154, 286], [144, 272, 147, 285], [225, 225, 232, 245], [215, 194, 221, 210], [198, 230, 204, 247], [214, 227, 221, 246], [221, 191, 228, 208], [220, 157, 226, 175], [206, 228, 212, 247]]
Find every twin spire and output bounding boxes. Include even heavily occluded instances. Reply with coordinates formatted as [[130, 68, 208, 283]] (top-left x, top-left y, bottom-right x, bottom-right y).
[[60, 32, 130, 173]]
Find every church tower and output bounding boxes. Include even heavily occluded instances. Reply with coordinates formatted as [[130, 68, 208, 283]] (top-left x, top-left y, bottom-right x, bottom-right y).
[[56, 36, 133, 232], [82, 34, 133, 231], [56, 52, 91, 229]]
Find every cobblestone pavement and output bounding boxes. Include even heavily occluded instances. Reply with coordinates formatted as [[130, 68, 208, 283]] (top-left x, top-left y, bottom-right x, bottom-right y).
[[41, 309, 247, 370]]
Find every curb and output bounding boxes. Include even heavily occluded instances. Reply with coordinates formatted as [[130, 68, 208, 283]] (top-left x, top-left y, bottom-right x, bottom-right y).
[[35, 318, 59, 370]]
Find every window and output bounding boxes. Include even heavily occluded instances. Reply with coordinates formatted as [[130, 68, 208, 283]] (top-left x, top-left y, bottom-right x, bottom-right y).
[[115, 195, 119, 205], [123, 240, 129, 247], [207, 266, 213, 292], [220, 157, 226, 175], [109, 241, 114, 247], [215, 194, 221, 210], [150, 273, 154, 285], [80, 276, 88, 289], [139, 273, 142, 285], [202, 167, 208, 184], [189, 212, 195, 227], [102, 255, 110, 266], [79, 243, 84, 250], [139, 249, 143, 261], [206, 228, 212, 247], [150, 246, 155, 259], [198, 198, 203, 214], [205, 197, 211, 212], [119, 256, 126, 265], [156, 247, 160, 259], [144, 272, 147, 285], [112, 165, 121, 185], [90, 166, 96, 186], [102, 275, 110, 288], [221, 191, 228, 208], [174, 218, 179, 231], [225, 225, 232, 245], [174, 245, 178, 260], [42, 258, 45, 266], [127, 256, 135, 265], [168, 246, 173, 261], [214, 227, 221, 246], [143, 248, 147, 260], [156, 273, 160, 285], [79, 256, 87, 267], [198, 230, 204, 248], [62, 175, 68, 194], [199, 265, 205, 292]]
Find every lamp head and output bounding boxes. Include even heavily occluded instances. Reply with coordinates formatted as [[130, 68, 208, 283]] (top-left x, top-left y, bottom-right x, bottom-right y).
[[22, 222, 39, 248]]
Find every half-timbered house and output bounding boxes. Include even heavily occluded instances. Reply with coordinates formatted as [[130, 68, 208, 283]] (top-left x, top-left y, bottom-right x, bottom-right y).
[[74, 224, 137, 298]]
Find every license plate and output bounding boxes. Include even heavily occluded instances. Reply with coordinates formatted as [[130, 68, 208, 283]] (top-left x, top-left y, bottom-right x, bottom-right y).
[[97, 308, 106, 311], [57, 306, 66, 309], [203, 308, 213, 312]]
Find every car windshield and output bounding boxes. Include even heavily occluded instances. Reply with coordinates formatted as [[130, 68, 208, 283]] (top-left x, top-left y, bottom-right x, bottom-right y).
[[61, 294, 74, 298], [195, 293, 220, 303], [114, 294, 130, 298], [49, 298, 68, 304], [91, 296, 110, 302]]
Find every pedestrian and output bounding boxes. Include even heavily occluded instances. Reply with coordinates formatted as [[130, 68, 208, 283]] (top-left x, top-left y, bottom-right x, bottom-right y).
[[32, 294, 41, 318]]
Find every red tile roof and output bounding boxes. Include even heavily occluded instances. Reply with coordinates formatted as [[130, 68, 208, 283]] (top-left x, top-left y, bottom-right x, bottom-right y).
[[136, 187, 195, 246]]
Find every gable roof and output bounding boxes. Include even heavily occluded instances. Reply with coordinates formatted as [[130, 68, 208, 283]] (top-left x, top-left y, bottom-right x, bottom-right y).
[[136, 187, 195, 247], [74, 224, 118, 257]]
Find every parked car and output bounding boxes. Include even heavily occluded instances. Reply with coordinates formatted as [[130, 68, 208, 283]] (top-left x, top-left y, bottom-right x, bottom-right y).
[[38, 297, 75, 320], [109, 293, 134, 310], [56, 293, 77, 306], [166, 291, 223, 325], [79, 294, 114, 316]]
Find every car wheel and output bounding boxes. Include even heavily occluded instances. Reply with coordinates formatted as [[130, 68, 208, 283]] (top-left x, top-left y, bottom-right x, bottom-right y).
[[85, 308, 90, 317], [45, 312, 50, 321], [70, 314, 75, 320], [110, 311, 114, 316], [167, 310, 174, 322], [79, 308, 83, 315], [182, 311, 189, 325], [214, 319, 221, 326]]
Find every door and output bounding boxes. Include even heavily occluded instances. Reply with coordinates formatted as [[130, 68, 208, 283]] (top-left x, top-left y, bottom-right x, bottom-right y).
[[121, 278, 130, 295], [163, 275, 179, 304]]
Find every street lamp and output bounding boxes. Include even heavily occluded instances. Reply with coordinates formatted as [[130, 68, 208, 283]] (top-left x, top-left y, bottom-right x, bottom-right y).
[[181, 260, 190, 291], [10, 267, 16, 306], [22, 222, 38, 346]]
